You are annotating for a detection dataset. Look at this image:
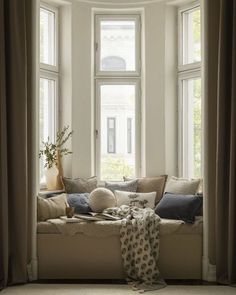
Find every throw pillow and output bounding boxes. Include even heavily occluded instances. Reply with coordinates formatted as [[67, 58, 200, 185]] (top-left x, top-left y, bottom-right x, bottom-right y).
[[114, 190, 156, 209], [105, 179, 138, 192], [67, 193, 91, 214], [89, 188, 116, 213], [37, 193, 68, 221], [164, 176, 201, 195], [124, 175, 167, 204], [155, 193, 203, 223], [62, 176, 97, 193]]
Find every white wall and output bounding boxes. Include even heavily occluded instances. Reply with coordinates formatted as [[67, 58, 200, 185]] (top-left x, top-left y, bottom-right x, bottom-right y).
[[59, 3, 73, 177], [164, 4, 178, 176], [59, 0, 178, 178]]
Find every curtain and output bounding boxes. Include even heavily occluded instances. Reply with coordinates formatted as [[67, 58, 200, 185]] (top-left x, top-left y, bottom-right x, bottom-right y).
[[205, 0, 236, 285], [0, 0, 36, 289]]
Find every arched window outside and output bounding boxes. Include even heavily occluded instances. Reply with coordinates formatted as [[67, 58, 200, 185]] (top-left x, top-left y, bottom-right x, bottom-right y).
[[102, 56, 126, 71]]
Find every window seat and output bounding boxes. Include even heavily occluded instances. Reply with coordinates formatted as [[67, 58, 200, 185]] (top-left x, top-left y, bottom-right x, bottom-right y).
[[37, 217, 203, 280]]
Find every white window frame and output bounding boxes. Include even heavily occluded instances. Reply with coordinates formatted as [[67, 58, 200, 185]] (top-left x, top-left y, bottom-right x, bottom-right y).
[[178, 1, 202, 178], [178, 2, 201, 72], [39, 70, 59, 142], [95, 14, 141, 77], [178, 70, 201, 178], [39, 2, 59, 142], [95, 79, 141, 180], [39, 2, 59, 186], [40, 2, 59, 72]]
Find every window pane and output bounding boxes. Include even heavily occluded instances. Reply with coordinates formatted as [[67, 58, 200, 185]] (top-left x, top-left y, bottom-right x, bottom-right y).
[[39, 78, 56, 182], [183, 77, 202, 178], [182, 8, 201, 64], [100, 84, 136, 180], [107, 118, 116, 153], [40, 7, 56, 65], [100, 20, 136, 71]]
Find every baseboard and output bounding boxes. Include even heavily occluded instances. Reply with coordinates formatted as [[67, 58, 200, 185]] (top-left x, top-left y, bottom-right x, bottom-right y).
[[202, 256, 216, 282]]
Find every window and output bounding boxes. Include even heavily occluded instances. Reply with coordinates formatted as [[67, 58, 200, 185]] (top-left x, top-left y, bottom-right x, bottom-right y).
[[39, 3, 59, 184], [95, 14, 141, 181], [95, 15, 140, 75], [179, 4, 201, 69], [107, 117, 116, 153], [127, 118, 132, 154], [178, 2, 202, 179]]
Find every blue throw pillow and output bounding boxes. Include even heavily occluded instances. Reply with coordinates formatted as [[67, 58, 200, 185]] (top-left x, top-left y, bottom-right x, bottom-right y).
[[67, 193, 91, 214], [155, 193, 203, 223]]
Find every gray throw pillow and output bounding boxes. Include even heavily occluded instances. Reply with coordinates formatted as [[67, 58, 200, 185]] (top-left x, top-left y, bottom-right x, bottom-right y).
[[62, 176, 97, 193], [105, 179, 138, 192], [155, 193, 203, 223], [67, 193, 91, 214]]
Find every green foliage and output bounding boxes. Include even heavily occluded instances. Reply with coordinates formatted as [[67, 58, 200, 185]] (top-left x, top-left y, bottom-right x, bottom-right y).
[[101, 156, 134, 180], [39, 125, 73, 169]]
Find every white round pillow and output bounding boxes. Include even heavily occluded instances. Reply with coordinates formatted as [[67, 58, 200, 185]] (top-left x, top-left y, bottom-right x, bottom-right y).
[[89, 188, 116, 213]]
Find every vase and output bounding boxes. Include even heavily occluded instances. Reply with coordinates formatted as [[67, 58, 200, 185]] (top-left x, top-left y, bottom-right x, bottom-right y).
[[55, 149, 64, 190], [45, 165, 59, 190]]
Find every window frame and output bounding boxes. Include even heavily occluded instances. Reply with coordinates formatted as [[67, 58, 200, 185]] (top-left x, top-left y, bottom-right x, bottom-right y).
[[178, 2, 201, 72], [178, 69, 201, 178], [178, 1, 202, 179], [39, 2, 59, 186], [39, 70, 59, 142], [95, 14, 141, 77], [95, 79, 141, 180], [40, 2, 59, 72]]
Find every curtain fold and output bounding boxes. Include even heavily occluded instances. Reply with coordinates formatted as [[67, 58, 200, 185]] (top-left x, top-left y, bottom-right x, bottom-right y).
[[205, 0, 236, 285], [0, 0, 34, 289]]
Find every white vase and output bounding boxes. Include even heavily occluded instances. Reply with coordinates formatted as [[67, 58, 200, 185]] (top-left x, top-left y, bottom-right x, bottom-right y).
[[45, 165, 59, 190]]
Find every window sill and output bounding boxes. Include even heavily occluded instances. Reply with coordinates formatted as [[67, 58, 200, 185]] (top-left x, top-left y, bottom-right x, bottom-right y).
[[38, 189, 65, 197]]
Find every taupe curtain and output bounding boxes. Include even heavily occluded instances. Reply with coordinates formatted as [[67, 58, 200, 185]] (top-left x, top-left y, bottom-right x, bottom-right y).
[[0, 0, 35, 289], [205, 0, 236, 285]]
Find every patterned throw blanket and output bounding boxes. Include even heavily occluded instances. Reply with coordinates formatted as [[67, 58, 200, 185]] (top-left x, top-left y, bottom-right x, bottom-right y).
[[104, 205, 166, 292]]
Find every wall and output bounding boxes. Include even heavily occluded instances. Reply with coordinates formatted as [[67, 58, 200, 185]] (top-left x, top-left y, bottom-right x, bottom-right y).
[[164, 4, 178, 176], [59, 3, 73, 177], [59, 0, 178, 178]]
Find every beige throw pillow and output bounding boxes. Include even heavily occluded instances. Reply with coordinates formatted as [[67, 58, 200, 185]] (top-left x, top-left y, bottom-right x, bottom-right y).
[[124, 175, 167, 204], [37, 193, 68, 221], [114, 190, 156, 209], [62, 176, 97, 193], [164, 176, 201, 195]]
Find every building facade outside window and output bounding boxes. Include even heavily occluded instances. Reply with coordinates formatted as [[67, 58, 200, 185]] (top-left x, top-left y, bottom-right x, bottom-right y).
[[178, 2, 202, 179], [127, 118, 132, 154], [107, 117, 116, 153]]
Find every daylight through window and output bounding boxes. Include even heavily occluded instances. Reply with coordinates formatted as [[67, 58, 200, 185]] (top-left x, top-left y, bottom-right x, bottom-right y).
[[39, 4, 58, 184], [178, 2, 202, 178], [95, 14, 141, 180]]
